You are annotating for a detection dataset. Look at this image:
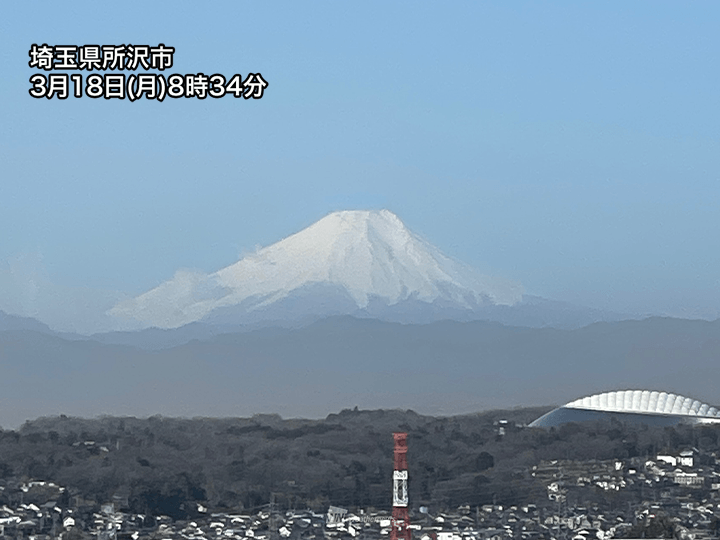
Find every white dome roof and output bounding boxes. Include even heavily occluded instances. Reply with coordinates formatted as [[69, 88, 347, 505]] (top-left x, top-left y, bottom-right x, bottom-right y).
[[565, 390, 720, 418]]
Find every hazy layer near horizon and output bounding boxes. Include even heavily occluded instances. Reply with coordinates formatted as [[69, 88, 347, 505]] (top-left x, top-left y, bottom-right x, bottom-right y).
[[1, 316, 718, 430]]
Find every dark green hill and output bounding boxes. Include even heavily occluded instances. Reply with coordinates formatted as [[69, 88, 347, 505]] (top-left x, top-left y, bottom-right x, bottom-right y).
[[2, 407, 719, 519]]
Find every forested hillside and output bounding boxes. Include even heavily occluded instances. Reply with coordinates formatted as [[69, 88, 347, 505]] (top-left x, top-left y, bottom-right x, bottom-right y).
[[1, 408, 719, 519]]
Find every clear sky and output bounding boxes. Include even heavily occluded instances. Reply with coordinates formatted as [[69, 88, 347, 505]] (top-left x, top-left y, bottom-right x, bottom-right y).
[[1, 1, 719, 331]]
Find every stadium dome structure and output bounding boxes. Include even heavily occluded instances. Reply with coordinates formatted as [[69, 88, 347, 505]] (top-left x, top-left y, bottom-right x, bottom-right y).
[[530, 390, 720, 428]]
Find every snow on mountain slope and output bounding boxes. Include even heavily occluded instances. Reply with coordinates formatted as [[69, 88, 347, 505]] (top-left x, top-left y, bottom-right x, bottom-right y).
[[109, 210, 523, 329]]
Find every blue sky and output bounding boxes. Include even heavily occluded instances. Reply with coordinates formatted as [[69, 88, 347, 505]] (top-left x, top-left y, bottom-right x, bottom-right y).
[[1, 1, 719, 329]]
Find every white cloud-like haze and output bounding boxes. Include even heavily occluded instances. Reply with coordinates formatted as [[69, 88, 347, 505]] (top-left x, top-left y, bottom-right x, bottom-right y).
[[0, 252, 145, 335]]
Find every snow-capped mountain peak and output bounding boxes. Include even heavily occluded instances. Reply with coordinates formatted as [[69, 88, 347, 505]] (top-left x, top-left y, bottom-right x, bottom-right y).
[[110, 210, 523, 329]]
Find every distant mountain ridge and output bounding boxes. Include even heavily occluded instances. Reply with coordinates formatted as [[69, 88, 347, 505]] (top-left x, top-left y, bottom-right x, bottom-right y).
[[1, 315, 718, 429], [109, 210, 626, 330], [0, 309, 54, 333]]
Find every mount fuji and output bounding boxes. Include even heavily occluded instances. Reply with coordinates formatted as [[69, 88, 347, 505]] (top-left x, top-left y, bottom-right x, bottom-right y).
[[110, 210, 532, 329]]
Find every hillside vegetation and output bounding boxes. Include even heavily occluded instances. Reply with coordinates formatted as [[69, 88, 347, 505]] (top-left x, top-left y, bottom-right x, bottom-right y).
[[2, 408, 719, 519]]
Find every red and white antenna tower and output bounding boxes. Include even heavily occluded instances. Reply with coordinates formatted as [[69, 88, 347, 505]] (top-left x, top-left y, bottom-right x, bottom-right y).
[[391, 432, 411, 540]]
